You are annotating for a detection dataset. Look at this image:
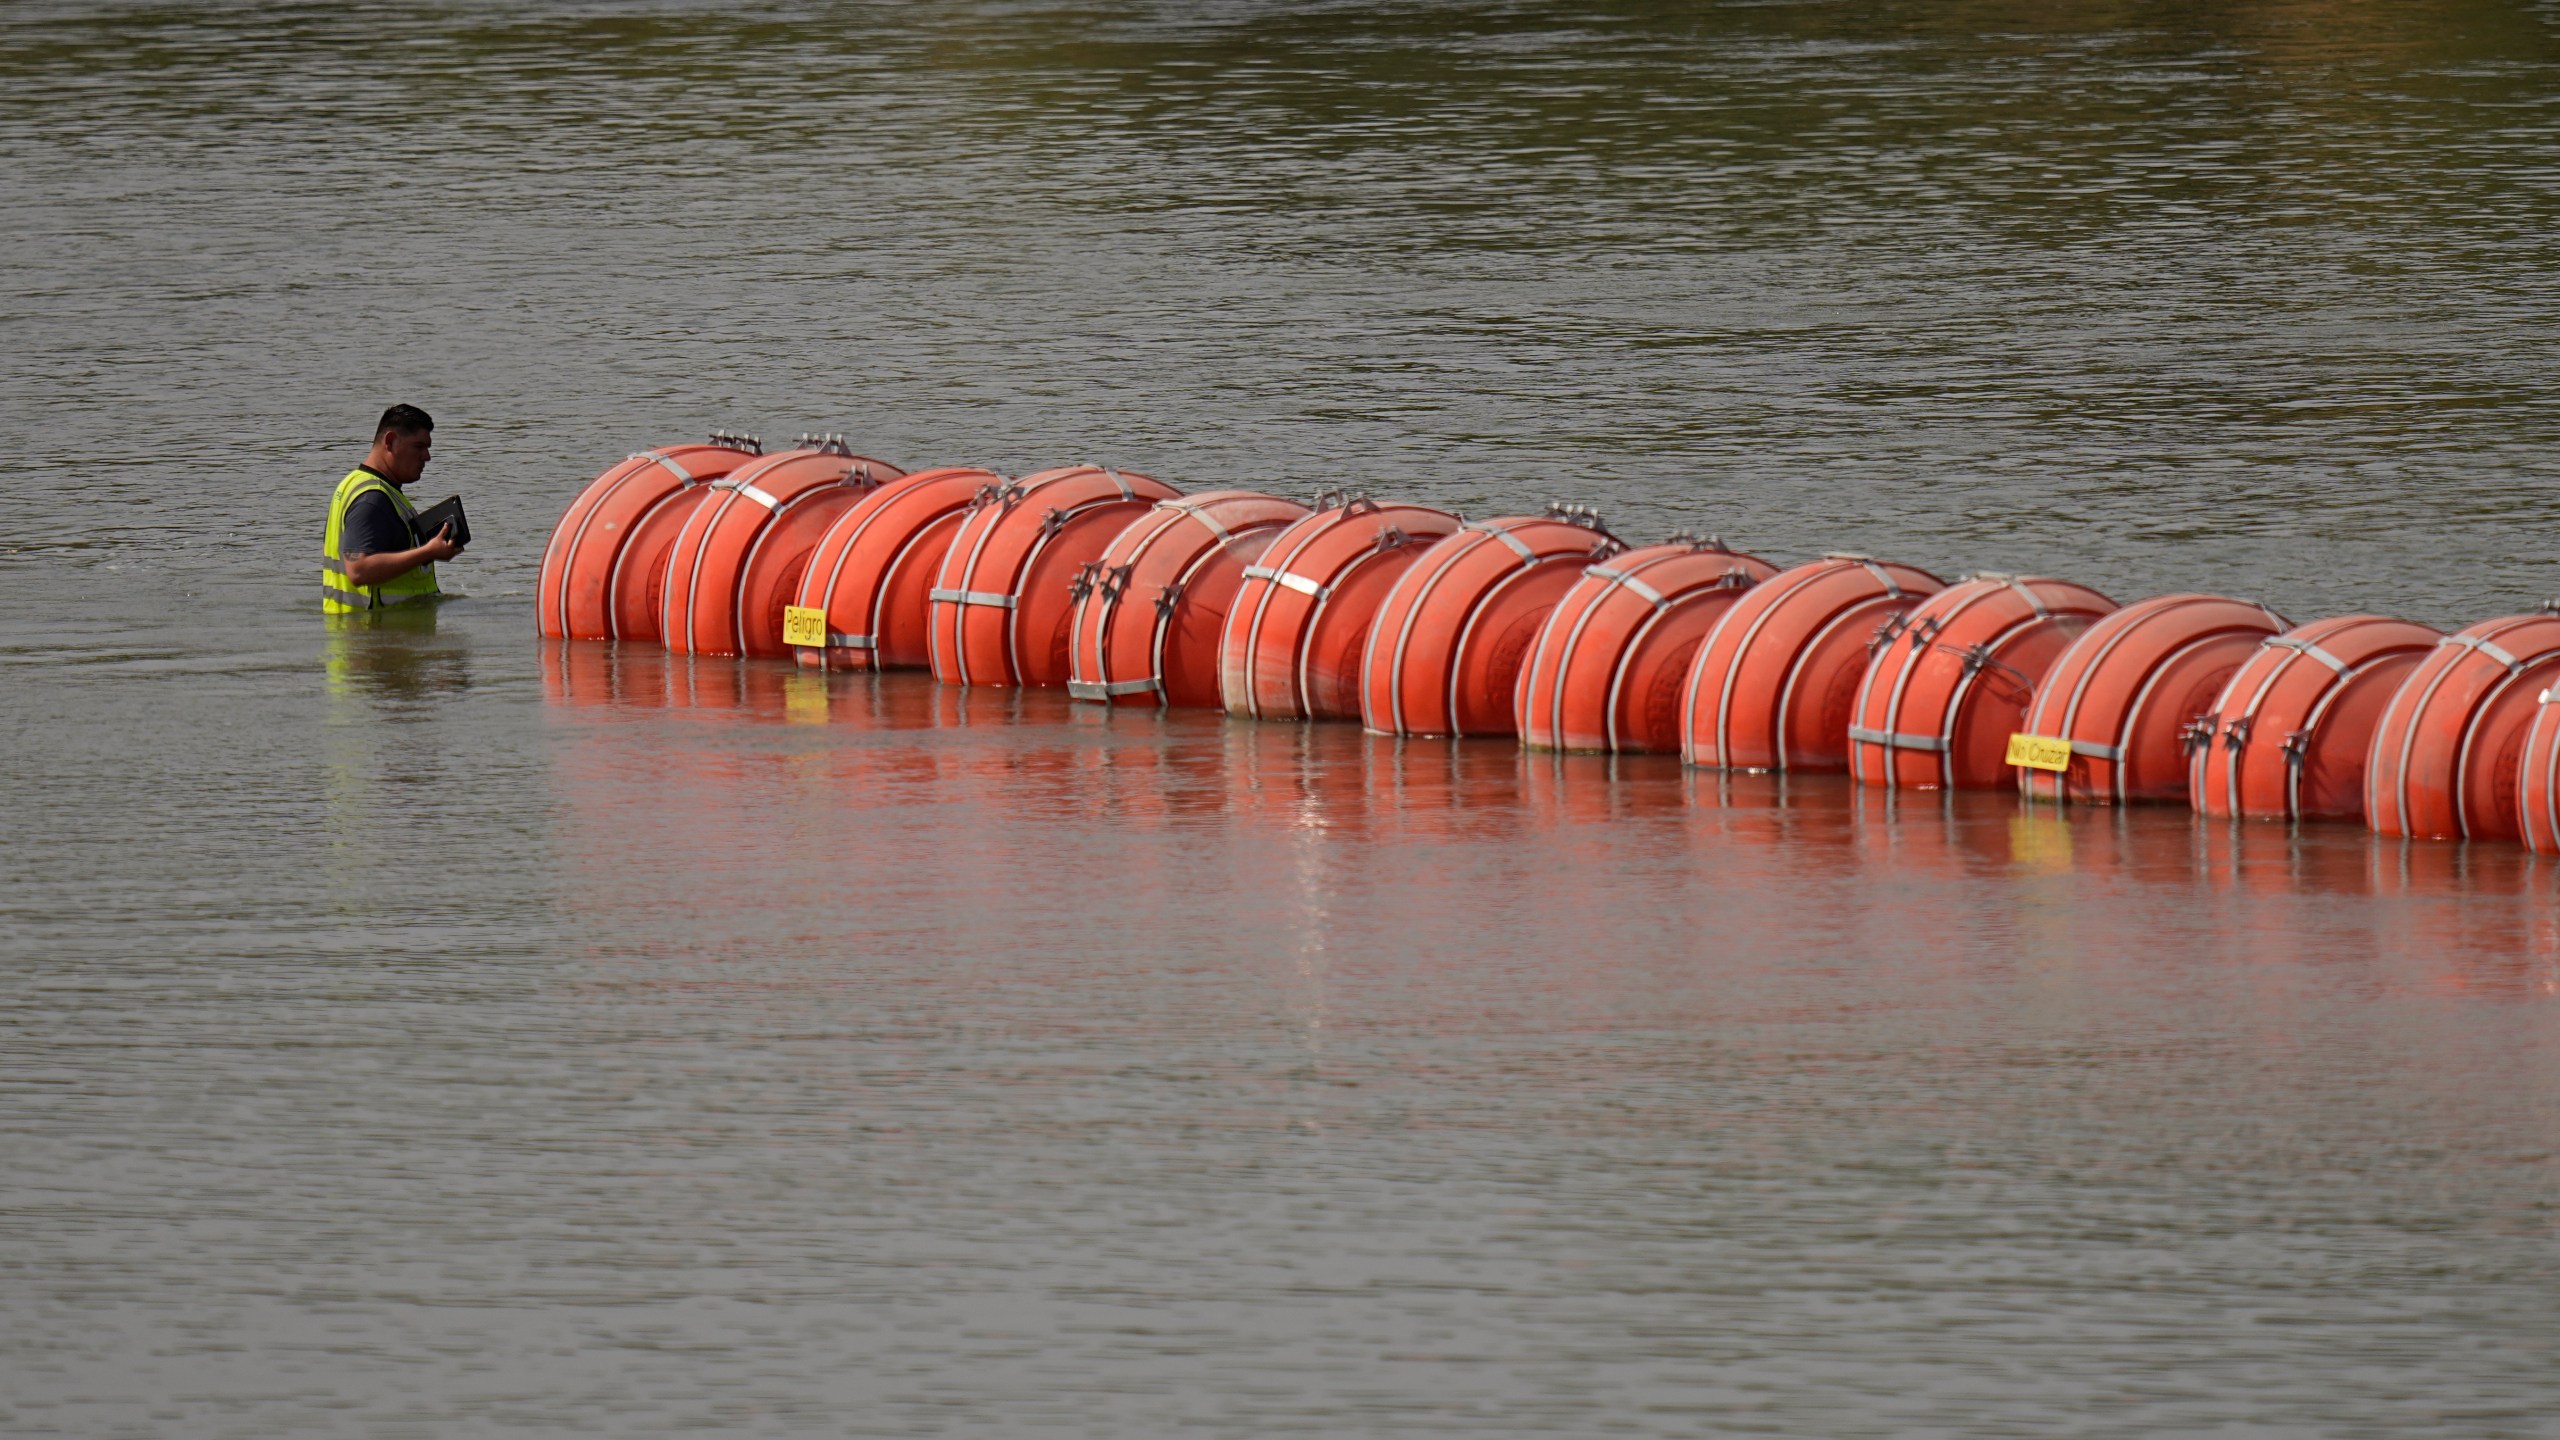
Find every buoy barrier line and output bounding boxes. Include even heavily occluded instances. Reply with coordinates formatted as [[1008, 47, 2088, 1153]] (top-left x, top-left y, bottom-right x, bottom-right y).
[[792, 468, 1001, 673], [2011, 593, 2288, 806], [1848, 575, 2115, 790], [2365, 613, 2560, 843], [1359, 513, 1625, 739], [1069, 491, 1310, 709], [1681, 555, 1946, 774], [926, 465, 1181, 689], [658, 447, 905, 659], [1516, 538, 1777, 754], [2190, 616, 2440, 823], [1220, 499, 1461, 722], [538, 438, 762, 641]]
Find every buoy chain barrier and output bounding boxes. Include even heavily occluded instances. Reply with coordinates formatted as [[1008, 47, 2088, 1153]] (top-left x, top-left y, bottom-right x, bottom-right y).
[[707, 430, 762, 454]]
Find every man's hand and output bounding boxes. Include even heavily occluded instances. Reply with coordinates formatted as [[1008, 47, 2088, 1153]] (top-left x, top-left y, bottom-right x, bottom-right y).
[[419, 522, 464, 563], [343, 524, 462, 588]]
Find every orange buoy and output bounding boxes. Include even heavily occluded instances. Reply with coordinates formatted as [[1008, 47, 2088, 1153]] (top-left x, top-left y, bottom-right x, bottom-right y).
[[1066, 490, 1312, 708], [1515, 535, 1779, 753], [2366, 612, 2560, 842], [2012, 593, 2288, 805], [2191, 615, 2442, 823], [1847, 574, 2116, 789], [1359, 507, 1626, 739], [2516, 686, 2560, 854], [536, 434, 763, 640], [789, 466, 998, 671], [927, 465, 1182, 688], [659, 439, 904, 657], [1219, 495, 1462, 722], [1682, 555, 1946, 773]]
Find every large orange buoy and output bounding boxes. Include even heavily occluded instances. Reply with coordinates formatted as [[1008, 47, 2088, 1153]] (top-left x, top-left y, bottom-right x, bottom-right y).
[[1847, 574, 2116, 789], [1515, 535, 1778, 753], [536, 433, 763, 640], [927, 465, 1182, 688], [659, 438, 904, 658], [1219, 495, 1462, 722], [2366, 612, 2560, 843], [1358, 507, 1625, 739], [1681, 555, 1946, 773], [789, 466, 997, 671], [2011, 593, 2288, 805], [1066, 490, 1311, 708], [2190, 615, 2442, 824], [2516, 687, 2560, 855]]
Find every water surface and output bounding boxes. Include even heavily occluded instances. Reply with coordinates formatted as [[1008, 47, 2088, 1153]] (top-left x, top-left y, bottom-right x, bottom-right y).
[[4, 3, 2559, 1435]]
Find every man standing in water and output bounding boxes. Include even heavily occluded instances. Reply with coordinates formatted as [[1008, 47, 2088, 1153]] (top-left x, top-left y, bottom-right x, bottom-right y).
[[320, 403, 462, 614]]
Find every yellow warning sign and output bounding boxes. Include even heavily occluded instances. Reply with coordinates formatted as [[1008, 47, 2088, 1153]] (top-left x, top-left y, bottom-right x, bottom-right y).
[[781, 604, 829, 649], [2005, 733, 2074, 773]]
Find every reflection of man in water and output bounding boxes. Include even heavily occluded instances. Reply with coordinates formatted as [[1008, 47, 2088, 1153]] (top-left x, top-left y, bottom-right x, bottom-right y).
[[320, 404, 462, 614]]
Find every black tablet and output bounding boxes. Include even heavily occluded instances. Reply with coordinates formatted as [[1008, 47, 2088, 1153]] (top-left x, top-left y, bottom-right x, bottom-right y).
[[410, 495, 470, 549]]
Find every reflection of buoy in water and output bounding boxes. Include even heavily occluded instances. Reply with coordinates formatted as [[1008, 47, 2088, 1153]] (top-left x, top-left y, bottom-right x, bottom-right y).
[[790, 467, 998, 671], [1360, 507, 1625, 739], [660, 440, 905, 657], [927, 466, 1182, 689], [2366, 613, 2560, 842], [1848, 574, 2115, 790], [1219, 496, 1461, 722], [1516, 535, 1777, 754], [2012, 593, 2288, 805], [1067, 491, 1310, 708], [1682, 555, 1945, 773], [2191, 615, 2442, 823], [537, 436, 762, 641]]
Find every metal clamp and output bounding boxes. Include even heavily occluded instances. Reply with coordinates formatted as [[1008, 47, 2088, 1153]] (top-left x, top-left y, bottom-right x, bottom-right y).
[[708, 429, 763, 454], [1546, 502, 1607, 531], [794, 432, 854, 456]]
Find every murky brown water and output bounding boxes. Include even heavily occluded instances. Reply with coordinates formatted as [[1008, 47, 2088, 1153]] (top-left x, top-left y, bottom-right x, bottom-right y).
[[6, 3, 2560, 1435]]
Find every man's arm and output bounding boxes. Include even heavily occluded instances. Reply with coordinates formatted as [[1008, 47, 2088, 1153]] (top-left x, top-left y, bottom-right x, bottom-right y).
[[343, 523, 461, 587]]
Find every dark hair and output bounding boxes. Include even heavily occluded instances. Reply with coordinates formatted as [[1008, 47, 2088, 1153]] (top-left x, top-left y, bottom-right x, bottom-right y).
[[374, 404, 434, 441]]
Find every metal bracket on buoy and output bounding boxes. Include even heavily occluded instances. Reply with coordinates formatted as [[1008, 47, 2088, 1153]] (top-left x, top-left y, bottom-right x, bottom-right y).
[[1871, 612, 1913, 651], [2178, 715, 2217, 754], [1099, 562, 1135, 602], [1373, 525, 1411, 554], [1665, 529, 1731, 554], [1546, 502, 1607, 532], [1068, 561, 1100, 602], [1154, 581, 1184, 619], [708, 429, 763, 454], [1344, 494, 1381, 517], [1312, 488, 1345, 513], [1038, 506, 1069, 538], [2223, 716, 2253, 752], [795, 432, 854, 456]]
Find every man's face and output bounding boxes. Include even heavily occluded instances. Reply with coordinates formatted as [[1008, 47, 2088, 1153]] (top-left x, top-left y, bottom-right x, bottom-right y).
[[383, 428, 432, 486]]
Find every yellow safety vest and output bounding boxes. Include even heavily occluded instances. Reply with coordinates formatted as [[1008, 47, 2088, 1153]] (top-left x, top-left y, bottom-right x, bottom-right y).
[[321, 467, 442, 614]]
